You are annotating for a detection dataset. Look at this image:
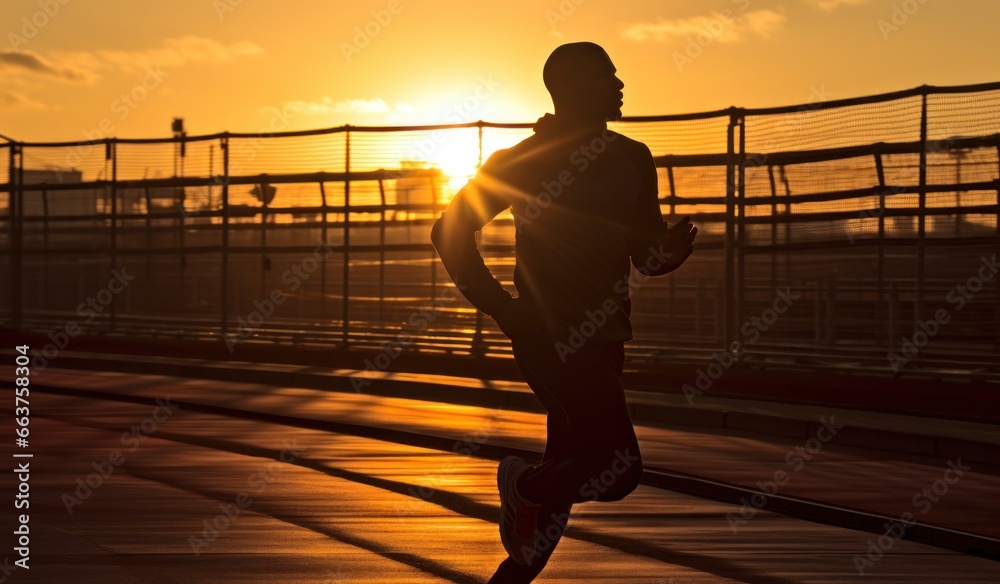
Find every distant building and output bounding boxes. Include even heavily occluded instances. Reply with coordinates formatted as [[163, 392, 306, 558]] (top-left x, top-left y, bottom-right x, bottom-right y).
[[120, 185, 185, 215], [20, 168, 96, 217], [394, 162, 447, 217]]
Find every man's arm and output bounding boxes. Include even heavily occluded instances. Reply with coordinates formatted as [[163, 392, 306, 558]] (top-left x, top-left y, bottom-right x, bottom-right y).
[[628, 144, 695, 276], [430, 159, 515, 319]]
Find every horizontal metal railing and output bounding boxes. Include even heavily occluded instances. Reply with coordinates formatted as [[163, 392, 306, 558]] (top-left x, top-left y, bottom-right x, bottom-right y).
[[1, 82, 998, 379]]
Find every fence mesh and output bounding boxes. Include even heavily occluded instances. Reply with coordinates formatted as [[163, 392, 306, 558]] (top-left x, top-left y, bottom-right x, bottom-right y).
[[2, 83, 998, 377]]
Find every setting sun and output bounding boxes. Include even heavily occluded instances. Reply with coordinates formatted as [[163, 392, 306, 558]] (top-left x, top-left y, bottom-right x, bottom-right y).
[[424, 131, 481, 189]]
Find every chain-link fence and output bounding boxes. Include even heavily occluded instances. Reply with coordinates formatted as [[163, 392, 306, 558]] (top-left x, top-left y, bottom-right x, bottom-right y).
[[1, 82, 998, 378]]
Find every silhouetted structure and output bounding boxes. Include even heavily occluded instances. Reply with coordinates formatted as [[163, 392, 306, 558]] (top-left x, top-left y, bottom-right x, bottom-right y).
[[1, 82, 998, 376]]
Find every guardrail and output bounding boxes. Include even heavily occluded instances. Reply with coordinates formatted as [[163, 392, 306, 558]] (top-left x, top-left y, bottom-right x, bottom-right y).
[[2, 82, 999, 378]]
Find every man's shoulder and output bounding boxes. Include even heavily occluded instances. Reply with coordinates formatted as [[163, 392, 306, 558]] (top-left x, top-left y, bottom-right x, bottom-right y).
[[608, 130, 654, 163], [479, 134, 547, 175], [607, 131, 657, 196], [481, 127, 654, 177]]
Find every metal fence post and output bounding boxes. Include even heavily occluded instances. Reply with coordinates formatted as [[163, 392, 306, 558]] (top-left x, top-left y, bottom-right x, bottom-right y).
[[9, 143, 22, 331], [995, 139, 999, 234], [41, 188, 48, 309], [736, 112, 747, 349], [319, 179, 328, 320], [780, 166, 792, 284], [177, 137, 187, 309], [917, 90, 928, 328], [875, 152, 887, 343], [472, 122, 485, 357], [995, 139, 999, 351], [768, 165, 778, 291], [144, 186, 152, 316], [429, 166, 439, 306], [260, 175, 269, 300], [343, 127, 351, 346], [724, 109, 739, 351], [220, 134, 230, 337], [378, 177, 386, 324], [109, 140, 118, 330], [667, 163, 678, 326]]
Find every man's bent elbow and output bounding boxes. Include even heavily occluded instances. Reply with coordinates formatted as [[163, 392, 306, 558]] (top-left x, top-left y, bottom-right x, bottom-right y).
[[430, 215, 446, 251]]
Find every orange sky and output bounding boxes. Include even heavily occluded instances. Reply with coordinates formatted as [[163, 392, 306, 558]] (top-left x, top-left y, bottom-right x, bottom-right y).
[[1, 0, 998, 142]]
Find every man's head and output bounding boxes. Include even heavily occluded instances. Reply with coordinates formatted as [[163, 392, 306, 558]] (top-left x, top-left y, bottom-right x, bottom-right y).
[[543, 42, 624, 122]]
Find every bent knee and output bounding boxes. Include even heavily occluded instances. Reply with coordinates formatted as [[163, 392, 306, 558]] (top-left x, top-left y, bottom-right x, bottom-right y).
[[599, 460, 643, 502], [580, 448, 644, 502]]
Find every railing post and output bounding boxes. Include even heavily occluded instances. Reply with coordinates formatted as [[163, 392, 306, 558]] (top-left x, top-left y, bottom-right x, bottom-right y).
[[144, 185, 152, 316], [768, 165, 778, 291], [780, 165, 792, 284], [109, 140, 117, 331], [319, 179, 328, 320], [9, 143, 22, 331], [343, 127, 351, 346], [40, 188, 49, 310], [724, 108, 740, 352], [875, 152, 887, 343], [471, 121, 485, 357], [995, 140, 999, 234], [220, 134, 230, 338], [666, 163, 678, 327], [177, 137, 187, 309], [378, 177, 387, 324], [736, 112, 747, 349], [260, 175, 269, 300], [917, 90, 928, 329], [429, 169, 439, 304]]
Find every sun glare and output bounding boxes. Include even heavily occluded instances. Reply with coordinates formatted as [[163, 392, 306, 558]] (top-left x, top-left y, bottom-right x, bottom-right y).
[[424, 132, 480, 187], [417, 127, 531, 197]]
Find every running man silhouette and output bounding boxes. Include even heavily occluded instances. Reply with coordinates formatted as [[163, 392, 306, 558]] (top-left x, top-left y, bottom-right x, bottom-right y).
[[431, 42, 697, 582]]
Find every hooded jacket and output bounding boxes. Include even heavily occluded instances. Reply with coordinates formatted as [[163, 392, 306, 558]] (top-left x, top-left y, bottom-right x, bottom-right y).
[[431, 114, 667, 342]]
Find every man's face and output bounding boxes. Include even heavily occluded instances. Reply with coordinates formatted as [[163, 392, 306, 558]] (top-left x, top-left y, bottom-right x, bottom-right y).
[[577, 51, 625, 121]]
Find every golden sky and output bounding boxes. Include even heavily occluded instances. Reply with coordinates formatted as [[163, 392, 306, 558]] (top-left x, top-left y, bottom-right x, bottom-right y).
[[1, 0, 998, 142]]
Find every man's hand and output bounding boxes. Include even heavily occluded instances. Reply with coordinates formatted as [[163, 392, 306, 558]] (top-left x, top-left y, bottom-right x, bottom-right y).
[[657, 215, 697, 273]]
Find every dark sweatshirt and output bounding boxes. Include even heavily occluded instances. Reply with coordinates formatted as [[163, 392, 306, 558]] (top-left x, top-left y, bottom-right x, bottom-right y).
[[430, 113, 668, 342]]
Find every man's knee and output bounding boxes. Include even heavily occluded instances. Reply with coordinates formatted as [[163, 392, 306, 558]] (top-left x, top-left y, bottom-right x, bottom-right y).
[[602, 454, 643, 502], [578, 447, 643, 502]]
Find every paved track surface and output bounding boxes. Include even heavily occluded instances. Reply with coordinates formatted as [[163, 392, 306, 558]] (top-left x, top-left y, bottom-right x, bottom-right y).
[[3, 388, 999, 583]]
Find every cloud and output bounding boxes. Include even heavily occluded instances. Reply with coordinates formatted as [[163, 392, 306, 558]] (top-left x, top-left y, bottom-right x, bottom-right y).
[[801, 0, 870, 10], [0, 90, 45, 109], [622, 9, 786, 43], [0, 50, 91, 81], [0, 36, 263, 84], [271, 97, 414, 117], [90, 36, 263, 73]]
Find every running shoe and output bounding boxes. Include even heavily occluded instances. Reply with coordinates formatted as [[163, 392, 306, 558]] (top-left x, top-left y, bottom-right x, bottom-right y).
[[497, 456, 542, 565]]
